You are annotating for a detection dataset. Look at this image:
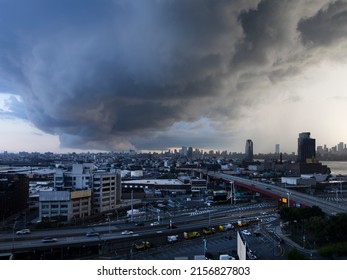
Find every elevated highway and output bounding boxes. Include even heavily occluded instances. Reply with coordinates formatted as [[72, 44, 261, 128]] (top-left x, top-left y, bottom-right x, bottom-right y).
[[193, 169, 347, 215]]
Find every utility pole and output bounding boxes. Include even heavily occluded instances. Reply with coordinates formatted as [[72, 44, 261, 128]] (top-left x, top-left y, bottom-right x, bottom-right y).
[[130, 190, 134, 222], [230, 181, 234, 207], [203, 238, 207, 256], [11, 221, 17, 259]]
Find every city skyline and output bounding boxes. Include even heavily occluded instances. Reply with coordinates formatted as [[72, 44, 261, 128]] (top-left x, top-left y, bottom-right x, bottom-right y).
[[1, 1, 347, 154]]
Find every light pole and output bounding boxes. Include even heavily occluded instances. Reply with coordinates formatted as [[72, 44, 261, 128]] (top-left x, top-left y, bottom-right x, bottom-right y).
[[202, 238, 207, 256], [11, 221, 17, 259], [208, 210, 211, 227], [167, 211, 173, 230], [130, 243, 134, 260], [230, 181, 234, 207], [287, 192, 291, 207], [130, 190, 134, 222], [106, 215, 111, 233]]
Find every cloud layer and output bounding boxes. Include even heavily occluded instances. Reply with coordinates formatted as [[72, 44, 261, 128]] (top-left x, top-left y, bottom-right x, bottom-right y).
[[1, 0, 347, 151]]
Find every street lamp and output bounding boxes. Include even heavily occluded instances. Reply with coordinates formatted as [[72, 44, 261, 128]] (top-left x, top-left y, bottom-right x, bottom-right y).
[[130, 190, 134, 222], [208, 210, 211, 227], [230, 181, 234, 207], [287, 192, 291, 207], [202, 238, 207, 256], [106, 215, 111, 233], [130, 243, 134, 260], [11, 221, 17, 259], [167, 211, 173, 230]]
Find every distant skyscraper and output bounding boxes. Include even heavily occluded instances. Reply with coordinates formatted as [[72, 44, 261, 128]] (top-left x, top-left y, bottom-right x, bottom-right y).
[[275, 144, 280, 154], [338, 142, 344, 153], [245, 139, 253, 162], [181, 146, 187, 156], [187, 147, 193, 158], [297, 132, 316, 163]]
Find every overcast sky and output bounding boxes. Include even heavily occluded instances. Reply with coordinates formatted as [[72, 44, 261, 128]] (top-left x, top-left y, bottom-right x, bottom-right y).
[[1, 0, 347, 154]]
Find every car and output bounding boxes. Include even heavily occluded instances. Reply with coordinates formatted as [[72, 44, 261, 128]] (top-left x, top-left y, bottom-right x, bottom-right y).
[[219, 254, 236, 260], [135, 222, 145, 226], [121, 230, 134, 235], [167, 224, 177, 229], [86, 232, 99, 237], [224, 223, 234, 230], [41, 237, 58, 243], [150, 222, 159, 226], [241, 230, 251, 235], [225, 234, 233, 240], [16, 229, 31, 235]]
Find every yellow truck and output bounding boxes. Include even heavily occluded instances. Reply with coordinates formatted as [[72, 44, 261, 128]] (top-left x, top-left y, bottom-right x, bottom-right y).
[[134, 241, 151, 250], [202, 227, 216, 235], [184, 231, 200, 239]]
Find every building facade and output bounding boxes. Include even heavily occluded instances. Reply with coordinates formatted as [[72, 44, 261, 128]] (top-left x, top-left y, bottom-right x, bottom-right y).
[[0, 174, 29, 219], [298, 132, 316, 163], [92, 172, 121, 214], [71, 190, 92, 220], [39, 191, 71, 222], [53, 164, 122, 216], [39, 189, 92, 222], [245, 139, 254, 162]]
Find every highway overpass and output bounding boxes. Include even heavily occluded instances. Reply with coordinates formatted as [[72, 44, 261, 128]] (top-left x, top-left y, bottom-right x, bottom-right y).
[[196, 170, 347, 215]]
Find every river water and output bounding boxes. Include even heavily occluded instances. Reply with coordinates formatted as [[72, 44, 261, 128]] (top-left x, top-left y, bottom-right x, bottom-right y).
[[321, 161, 347, 175]]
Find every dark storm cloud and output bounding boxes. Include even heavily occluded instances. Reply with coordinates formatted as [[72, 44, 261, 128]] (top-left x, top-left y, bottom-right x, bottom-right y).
[[232, 0, 297, 67], [298, 0, 347, 46], [0, 0, 347, 151]]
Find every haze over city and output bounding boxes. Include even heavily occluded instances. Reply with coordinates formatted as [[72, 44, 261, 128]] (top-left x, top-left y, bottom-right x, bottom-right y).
[[1, 0, 347, 154]]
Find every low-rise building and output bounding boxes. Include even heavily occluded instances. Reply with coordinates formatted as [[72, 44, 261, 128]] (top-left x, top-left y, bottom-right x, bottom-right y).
[[121, 179, 190, 198], [281, 177, 316, 186], [39, 191, 71, 222], [92, 172, 121, 214], [39, 189, 92, 222], [71, 189, 92, 220], [0, 174, 29, 219]]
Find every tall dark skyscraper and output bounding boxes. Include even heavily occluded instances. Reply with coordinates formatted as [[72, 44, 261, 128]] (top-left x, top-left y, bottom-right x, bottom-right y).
[[297, 132, 316, 163], [245, 139, 253, 162]]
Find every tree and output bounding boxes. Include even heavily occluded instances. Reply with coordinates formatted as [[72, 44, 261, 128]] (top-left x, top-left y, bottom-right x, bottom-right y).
[[287, 248, 307, 260]]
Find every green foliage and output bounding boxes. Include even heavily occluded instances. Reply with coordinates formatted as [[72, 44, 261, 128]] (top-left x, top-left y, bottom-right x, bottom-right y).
[[319, 241, 347, 259], [325, 213, 347, 243], [305, 216, 327, 244], [282, 209, 347, 258], [279, 205, 325, 222], [287, 248, 307, 260]]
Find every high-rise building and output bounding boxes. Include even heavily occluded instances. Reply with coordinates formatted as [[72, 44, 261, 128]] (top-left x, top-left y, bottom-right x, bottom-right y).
[[338, 142, 344, 153], [297, 132, 316, 163], [275, 144, 280, 154], [181, 146, 187, 157], [245, 139, 253, 162], [187, 147, 193, 158]]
